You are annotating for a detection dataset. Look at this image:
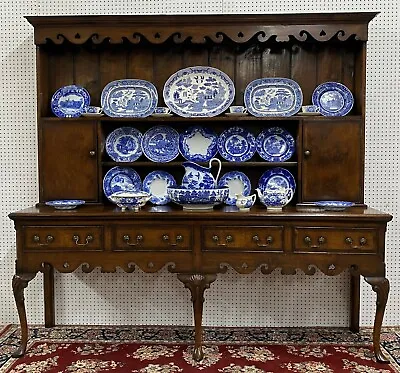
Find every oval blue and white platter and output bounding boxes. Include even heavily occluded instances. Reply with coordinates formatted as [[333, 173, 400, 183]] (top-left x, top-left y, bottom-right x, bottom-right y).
[[105, 127, 143, 162], [101, 79, 158, 117], [315, 200, 355, 211], [45, 199, 85, 210], [217, 126, 256, 162], [217, 171, 252, 206], [51, 85, 90, 118], [258, 167, 296, 195], [163, 66, 235, 117], [143, 170, 177, 205], [312, 82, 354, 116], [103, 166, 142, 202], [256, 127, 295, 162], [179, 126, 218, 162], [244, 78, 303, 117], [141, 125, 179, 162]]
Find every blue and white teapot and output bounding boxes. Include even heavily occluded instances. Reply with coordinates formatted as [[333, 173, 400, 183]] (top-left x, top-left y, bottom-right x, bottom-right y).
[[181, 158, 222, 189]]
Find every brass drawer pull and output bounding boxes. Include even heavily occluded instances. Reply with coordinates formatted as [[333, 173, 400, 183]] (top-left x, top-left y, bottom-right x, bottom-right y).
[[73, 234, 93, 246], [304, 235, 326, 248], [252, 235, 273, 247], [345, 236, 368, 249], [123, 234, 143, 246], [212, 234, 233, 246], [162, 234, 183, 246], [33, 234, 54, 246]]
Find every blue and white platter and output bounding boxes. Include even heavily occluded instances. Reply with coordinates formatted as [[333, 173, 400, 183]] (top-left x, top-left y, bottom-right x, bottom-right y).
[[217, 171, 252, 206], [258, 167, 296, 195], [217, 126, 256, 162], [101, 79, 158, 118], [51, 85, 90, 118], [256, 127, 295, 162], [312, 82, 354, 116], [163, 66, 235, 117], [105, 127, 143, 162], [141, 125, 179, 162], [143, 170, 177, 205], [179, 126, 218, 162], [244, 78, 303, 117], [45, 199, 85, 210], [103, 166, 142, 202], [315, 200, 355, 211]]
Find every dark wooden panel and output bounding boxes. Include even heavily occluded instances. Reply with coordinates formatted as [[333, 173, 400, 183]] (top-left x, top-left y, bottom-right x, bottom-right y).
[[317, 45, 342, 83], [37, 48, 50, 117], [127, 47, 154, 82], [99, 48, 128, 92], [209, 46, 235, 94], [183, 46, 209, 67], [261, 45, 291, 77]]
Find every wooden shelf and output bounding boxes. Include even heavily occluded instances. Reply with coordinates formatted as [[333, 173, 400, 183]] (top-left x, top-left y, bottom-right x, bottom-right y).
[[101, 161, 298, 167]]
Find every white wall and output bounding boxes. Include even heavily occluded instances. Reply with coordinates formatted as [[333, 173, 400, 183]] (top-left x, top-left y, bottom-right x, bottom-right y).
[[0, 0, 399, 327]]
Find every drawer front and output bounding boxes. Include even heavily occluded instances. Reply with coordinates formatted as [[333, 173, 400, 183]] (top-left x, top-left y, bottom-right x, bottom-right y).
[[24, 226, 103, 250], [114, 225, 192, 251], [203, 226, 283, 251], [294, 227, 378, 253]]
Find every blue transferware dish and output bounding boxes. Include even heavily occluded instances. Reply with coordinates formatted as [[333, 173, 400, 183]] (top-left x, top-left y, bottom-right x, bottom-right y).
[[167, 186, 229, 210], [143, 170, 177, 205], [256, 187, 294, 210], [217, 171, 251, 206], [315, 200, 355, 211], [105, 127, 143, 162], [179, 126, 218, 162], [217, 126, 256, 162], [256, 127, 295, 162], [141, 125, 179, 162], [45, 199, 85, 210], [51, 85, 90, 118], [312, 82, 354, 116], [244, 78, 303, 117], [103, 166, 142, 202], [163, 66, 235, 117], [181, 158, 222, 189], [235, 193, 256, 211], [101, 79, 158, 118], [109, 191, 151, 212]]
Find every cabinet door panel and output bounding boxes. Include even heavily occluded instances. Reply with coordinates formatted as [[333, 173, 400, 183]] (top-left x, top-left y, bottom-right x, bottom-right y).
[[302, 120, 363, 202], [39, 120, 98, 202]]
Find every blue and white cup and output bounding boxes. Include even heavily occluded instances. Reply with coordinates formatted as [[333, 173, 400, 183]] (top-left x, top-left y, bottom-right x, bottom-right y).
[[154, 107, 171, 115], [229, 105, 247, 114], [301, 105, 319, 113], [84, 106, 103, 114]]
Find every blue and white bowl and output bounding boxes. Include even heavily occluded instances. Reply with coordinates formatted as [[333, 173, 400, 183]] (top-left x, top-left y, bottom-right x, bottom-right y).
[[167, 187, 229, 210]]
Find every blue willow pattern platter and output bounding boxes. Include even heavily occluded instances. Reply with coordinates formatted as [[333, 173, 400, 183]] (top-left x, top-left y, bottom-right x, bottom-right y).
[[45, 199, 85, 210], [179, 126, 218, 162], [258, 167, 296, 195], [217, 126, 256, 162], [143, 170, 177, 205], [105, 127, 143, 162], [217, 171, 252, 206], [163, 66, 235, 117], [51, 85, 90, 118], [312, 82, 354, 116], [141, 125, 179, 162], [103, 166, 142, 202], [315, 200, 355, 211], [244, 78, 303, 117], [101, 79, 158, 118], [256, 127, 295, 162]]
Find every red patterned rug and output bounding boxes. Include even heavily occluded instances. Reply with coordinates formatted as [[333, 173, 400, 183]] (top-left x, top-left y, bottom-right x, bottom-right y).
[[1, 325, 400, 372]]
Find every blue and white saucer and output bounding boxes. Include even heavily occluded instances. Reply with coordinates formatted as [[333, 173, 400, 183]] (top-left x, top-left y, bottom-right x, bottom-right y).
[[103, 166, 142, 202], [312, 82, 354, 116], [105, 127, 143, 162], [179, 126, 218, 162], [315, 200, 354, 211], [141, 125, 179, 162], [217, 126, 256, 162], [258, 167, 296, 194], [51, 85, 90, 118], [143, 170, 177, 205], [45, 199, 85, 210], [256, 127, 295, 162], [217, 171, 252, 205]]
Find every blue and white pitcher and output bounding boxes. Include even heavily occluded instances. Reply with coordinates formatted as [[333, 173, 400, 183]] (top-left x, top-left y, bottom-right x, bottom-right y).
[[181, 158, 222, 189]]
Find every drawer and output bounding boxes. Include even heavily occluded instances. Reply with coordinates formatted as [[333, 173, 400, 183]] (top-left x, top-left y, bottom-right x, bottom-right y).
[[202, 226, 283, 251], [114, 225, 192, 251], [294, 227, 378, 253], [24, 226, 103, 251]]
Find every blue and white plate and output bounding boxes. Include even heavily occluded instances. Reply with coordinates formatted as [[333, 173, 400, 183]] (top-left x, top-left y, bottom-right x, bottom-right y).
[[45, 199, 85, 210], [179, 126, 218, 162], [143, 170, 177, 205], [217, 171, 251, 206], [217, 126, 256, 162], [101, 79, 158, 118], [312, 82, 354, 116], [244, 78, 303, 117], [258, 167, 296, 195], [105, 127, 143, 162], [163, 66, 235, 117], [256, 127, 295, 162], [315, 200, 355, 211], [51, 85, 90, 118], [141, 125, 179, 162], [103, 166, 142, 202]]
